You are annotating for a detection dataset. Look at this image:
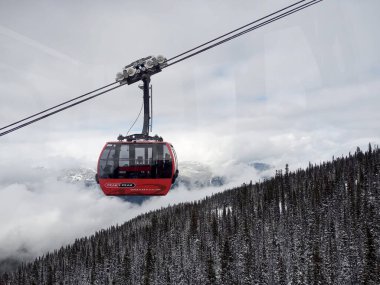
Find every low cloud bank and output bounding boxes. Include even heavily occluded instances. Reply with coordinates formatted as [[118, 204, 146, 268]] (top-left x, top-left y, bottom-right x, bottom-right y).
[[0, 160, 263, 272]]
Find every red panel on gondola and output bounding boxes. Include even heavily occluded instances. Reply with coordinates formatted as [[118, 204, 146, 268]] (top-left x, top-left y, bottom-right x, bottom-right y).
[[96, 140, 178, 196], [119, 165, 151, 172], [99, 178, 172, 196]]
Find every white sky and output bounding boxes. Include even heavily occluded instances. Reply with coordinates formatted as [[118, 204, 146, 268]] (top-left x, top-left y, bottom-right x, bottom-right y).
[[0, 0, 379, 264]]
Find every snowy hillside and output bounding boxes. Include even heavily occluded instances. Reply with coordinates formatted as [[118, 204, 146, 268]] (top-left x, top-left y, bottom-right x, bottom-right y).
[[2, 147, 379, 284]]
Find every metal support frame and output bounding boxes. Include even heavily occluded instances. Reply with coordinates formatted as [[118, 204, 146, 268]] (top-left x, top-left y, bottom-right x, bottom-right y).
[[141, 75, 150, 136], [116, 55, 167, 142], [117, 133, 163, 142], [117, 75, 162, 142], [150, 84, 153, 132]]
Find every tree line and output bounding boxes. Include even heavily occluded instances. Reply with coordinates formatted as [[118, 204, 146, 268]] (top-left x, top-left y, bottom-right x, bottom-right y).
[[1, 145, 379, 284]]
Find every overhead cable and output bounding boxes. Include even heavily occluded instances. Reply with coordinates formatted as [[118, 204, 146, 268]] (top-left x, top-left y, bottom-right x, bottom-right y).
[[165, 0, 322, 68], [0, 84, 123, 137], [166, 0, 308, 63], [0, 0, 323, 137], [0, 81, 118, 132]]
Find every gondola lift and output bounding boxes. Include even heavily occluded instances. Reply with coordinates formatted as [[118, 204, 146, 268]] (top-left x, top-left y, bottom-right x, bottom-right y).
[[95, 56, 179, 196], [0, 1, 323, 195]]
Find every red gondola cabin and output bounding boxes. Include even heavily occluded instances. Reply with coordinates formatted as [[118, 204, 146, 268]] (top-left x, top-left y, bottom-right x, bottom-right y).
[[96, 140, 178, 196]]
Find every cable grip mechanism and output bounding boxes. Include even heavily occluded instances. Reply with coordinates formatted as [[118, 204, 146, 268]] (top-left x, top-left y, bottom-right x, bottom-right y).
[[115, 55, 167, 85]]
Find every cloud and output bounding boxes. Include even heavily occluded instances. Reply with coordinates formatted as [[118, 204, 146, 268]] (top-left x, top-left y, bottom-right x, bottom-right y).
[[0, 25, 81, 66], [0, 174, 129, 262], [0, 160, 262, 267]]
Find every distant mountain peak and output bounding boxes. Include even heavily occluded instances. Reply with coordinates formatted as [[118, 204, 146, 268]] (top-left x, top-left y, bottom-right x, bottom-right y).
[[57, 167, 96, 187]]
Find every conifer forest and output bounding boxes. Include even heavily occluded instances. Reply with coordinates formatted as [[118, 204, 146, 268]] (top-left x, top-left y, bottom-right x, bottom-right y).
[[1, 146, 379, 284]]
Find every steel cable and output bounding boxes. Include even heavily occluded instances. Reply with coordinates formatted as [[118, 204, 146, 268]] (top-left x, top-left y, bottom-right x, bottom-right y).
[[0, 0, 323, 137], [0, 81, 118, 132], [0, 84, 123, 137], [165, 0, 322, 68]]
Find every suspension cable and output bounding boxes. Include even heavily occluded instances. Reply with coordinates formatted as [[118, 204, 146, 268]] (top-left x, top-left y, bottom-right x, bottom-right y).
[[166, 0, 307, 63], [0, 0, 323, 137], [165, 0, 322, 68], [0, 84, 123, 137], [0, 81, 118, 132]]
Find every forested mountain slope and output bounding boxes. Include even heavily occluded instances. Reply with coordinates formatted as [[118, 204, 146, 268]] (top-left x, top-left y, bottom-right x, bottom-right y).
[[1, 146, 379, 284]]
